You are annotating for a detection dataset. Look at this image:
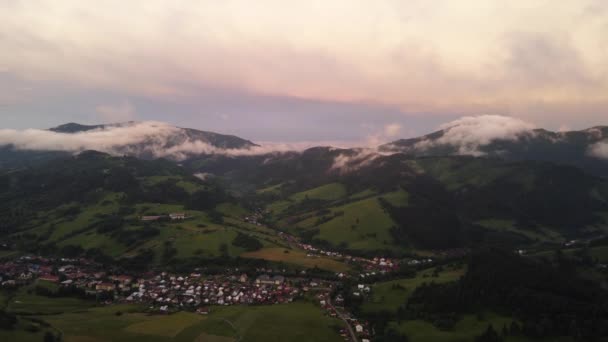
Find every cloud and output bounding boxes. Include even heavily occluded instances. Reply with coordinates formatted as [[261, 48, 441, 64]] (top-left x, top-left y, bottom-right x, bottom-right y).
[[1, 1, 607, 122], [95, 102, 136, 123], [415, 115, 536, 156], [0, 121, 333, 160], [0, 121, 177, 154], [589, 141, 608, 159], [330, 148, 382, 174]]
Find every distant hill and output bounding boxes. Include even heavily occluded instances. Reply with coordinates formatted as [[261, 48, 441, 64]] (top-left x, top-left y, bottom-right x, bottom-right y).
[[49, 121, 259, 151], [0, 122, 259, 169], [380, 126, 608, 177], [0, 151, 279, 265], [186, 148, 608, 254]]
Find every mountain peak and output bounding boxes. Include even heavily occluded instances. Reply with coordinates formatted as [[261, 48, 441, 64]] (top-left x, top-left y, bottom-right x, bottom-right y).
[[43, 121, 259, 159]]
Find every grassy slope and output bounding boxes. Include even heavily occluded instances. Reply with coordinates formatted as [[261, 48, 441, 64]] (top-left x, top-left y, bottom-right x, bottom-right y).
[[475, 219, 563, 243], [532, 245, 608, 263], [188, 302, 343, 342], [241, 247, 350, 273], [5, 280, 92, 315], [391, 312, 555, 342], [362, 266, 465, 314], [290, 183, 347, 202], [267, 183, 347, 215], [294, 190, 408, 252]]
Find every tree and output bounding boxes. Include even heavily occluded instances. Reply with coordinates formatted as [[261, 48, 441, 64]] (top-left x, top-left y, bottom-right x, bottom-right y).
[[475, 324, 502, 342], [43, 332, 56, 342]]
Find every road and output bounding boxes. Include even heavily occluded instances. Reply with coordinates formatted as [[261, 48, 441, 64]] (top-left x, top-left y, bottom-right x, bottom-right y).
[[327, 298, 358, 342]]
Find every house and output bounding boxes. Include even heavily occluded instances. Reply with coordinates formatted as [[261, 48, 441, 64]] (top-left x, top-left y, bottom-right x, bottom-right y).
[[110, 275, 133, 284], [272, 275, 285, 285], [239, 274, 248, 283], [39, 274, 60, 283], [169, 213, 186, 220], [355, 324, 364, 333], [96, 283, 115, 292], [256, 275, 273, 285], [197, 307, 210, 315]]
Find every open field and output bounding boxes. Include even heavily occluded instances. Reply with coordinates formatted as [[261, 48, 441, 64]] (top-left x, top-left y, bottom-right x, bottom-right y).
[[142, 176, 205, 194], [390, 312, 548, 342], [272, 189, 409, 252], [475, 219, 563, 243], [242, 247, 350, 272], [532, 245, 608, 263], [1, 301, 344, 342], [124, 312, 204, 337], [188, 302, 343, 342], [362, 266, 465, 314], [6, 281, 92, 315], [289, 183, 347, 202], [256, 183, 284, 195], [215, 202, 249, 218], [267, 183, 347, 215], [313, 195, 400, 251]]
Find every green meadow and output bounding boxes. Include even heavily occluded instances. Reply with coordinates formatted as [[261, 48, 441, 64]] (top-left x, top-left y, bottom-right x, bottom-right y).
[[2, 296, 343, 342], [362, 266, 465, 314]]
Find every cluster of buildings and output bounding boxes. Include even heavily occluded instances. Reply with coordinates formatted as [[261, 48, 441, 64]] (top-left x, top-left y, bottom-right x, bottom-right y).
[[277, 232, 401, 274], [140, 212, 187, 222], [242, 209, 267, 226], [0, 256, 103, 288], [0, 255, 340, 314], [315, 291, 372, 342], [125, 273, 303, 312]]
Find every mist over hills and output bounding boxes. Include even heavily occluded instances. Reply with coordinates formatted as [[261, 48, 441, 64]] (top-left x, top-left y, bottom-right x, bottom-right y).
[[0, 121, 259, 168], [380, 116, 608, 177], [49, 122, 258, 151]]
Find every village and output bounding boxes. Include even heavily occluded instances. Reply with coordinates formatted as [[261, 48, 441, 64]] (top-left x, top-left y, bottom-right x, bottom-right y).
[[0, 211, 454, 342], [0, 255, 374, 341]]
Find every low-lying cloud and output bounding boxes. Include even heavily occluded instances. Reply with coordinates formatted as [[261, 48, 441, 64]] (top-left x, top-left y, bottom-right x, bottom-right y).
[[330, 148, 382, 174], [589, 141, 608, 159], [0, 121, 307, 160], [415, 115, 536, 156]]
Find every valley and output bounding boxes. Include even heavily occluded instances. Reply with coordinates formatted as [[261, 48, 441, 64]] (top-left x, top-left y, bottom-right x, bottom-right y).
[[1, 121, 608, 341]]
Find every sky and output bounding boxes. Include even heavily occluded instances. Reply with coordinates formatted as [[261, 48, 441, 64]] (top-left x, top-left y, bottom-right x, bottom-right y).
[[1, 0, 607, 144]]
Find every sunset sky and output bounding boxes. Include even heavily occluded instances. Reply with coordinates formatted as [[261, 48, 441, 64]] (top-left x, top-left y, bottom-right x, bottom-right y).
[[1, 0, 607, 143]]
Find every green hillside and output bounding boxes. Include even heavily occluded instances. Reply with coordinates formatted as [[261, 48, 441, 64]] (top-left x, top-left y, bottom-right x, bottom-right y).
[[245, 154, 608, 255]]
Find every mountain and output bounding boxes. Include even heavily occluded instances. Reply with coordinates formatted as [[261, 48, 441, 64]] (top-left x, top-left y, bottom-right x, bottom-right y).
[[49, 122, 112, 133], [0, 151, 282, 265], [185, 148, 608, 254], [380, 126, 608, 177], [0, 122, 259, 170], [49, 121, 259, 151]]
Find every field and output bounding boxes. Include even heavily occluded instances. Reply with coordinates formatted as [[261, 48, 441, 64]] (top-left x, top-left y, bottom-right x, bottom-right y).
[[188, 302, 343, 342], [242, 247, 350, 272], [268, 188, 409, 252], [475, 219, 563, 243], [3, 300, 343, 342], [267, 183, 347, 215], [142, 176, 205, 194], [289, 183, 347, 202], [309, 191, 407, 251], [532, 245, 608, 263], [362, 265, 465, 314], [390, 312, 550, 342], [415, 158, 536, 192], [6, 281, 92, 315], [124, 312, 205, 337]]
